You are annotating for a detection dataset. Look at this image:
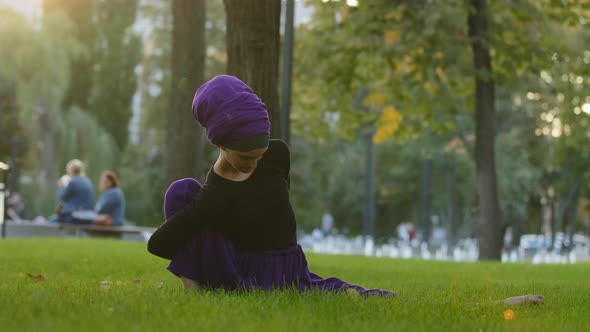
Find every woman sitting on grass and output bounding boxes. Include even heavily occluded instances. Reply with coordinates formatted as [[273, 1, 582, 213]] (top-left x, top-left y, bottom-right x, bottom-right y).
[[148, 75, 544, 305]]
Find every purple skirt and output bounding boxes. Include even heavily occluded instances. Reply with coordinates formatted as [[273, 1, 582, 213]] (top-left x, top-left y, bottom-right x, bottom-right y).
[[167, 230, 395, 297]]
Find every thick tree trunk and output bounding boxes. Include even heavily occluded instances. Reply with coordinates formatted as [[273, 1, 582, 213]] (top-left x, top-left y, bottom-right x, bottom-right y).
[[166, 0, 206, 182], [223, 0, 281, 138], [467, 0, 503, 260], [564, 182, 580, 252], [553, 180, 580, 250]]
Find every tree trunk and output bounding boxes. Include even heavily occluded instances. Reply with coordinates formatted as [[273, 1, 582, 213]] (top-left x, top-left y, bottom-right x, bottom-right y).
[[166, 0, 206, 182], [564, 182, 580, 252], [37, 98, 57, 195], [553, 180, 580, 250], [223, 0, 281, 138], [363, 130, 376, 238], [467, 0, 503, 260], [447, 163, 458, 247], [420, 157, 432, 243]]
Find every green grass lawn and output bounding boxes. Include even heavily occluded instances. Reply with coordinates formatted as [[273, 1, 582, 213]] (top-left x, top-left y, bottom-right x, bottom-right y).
[[0, 238, 588, 332]]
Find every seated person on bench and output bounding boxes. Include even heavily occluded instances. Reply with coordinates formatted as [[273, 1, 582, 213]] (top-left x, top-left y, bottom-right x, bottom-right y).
[[51, 159, 94, 224], [93, 171, 126, 226]]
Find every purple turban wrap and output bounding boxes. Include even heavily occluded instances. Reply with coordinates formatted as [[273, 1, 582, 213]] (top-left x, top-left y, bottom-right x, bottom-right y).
[[163, 178, 202, 221], [192, 75, 270, 151]]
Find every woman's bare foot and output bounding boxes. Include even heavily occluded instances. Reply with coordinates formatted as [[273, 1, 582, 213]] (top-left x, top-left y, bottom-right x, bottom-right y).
[[181, 277, 200, 291], [501, 295, 545, 306]]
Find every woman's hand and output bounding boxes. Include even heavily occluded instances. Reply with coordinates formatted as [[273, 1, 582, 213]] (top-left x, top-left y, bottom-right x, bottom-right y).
[[93, 214, 113, 226]]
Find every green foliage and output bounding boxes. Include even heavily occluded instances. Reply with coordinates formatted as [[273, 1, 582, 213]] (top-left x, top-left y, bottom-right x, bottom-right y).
[[292, 0, 589, 240], [290, 137, 366, 233], [0, 7, 82, 118], [0, 77, 23, 160], [43, 0, 141, 149], [87, 0, 141, 149], [0, 7, 121, 217]]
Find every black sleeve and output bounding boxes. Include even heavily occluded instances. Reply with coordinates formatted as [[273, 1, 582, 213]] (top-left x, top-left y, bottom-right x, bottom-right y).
[[147, 186, 222, 260], [261, 139, 291, 182]]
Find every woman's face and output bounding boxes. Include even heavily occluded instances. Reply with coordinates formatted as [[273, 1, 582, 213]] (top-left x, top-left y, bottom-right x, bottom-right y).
[[99, 175, 112, 192], [221, 146, 268, 174]]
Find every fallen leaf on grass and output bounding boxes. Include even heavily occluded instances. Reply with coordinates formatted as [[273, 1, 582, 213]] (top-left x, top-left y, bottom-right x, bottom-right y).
[[503, 309, 515, 320], [116, 280, 125, 286], [100, 280, 113, 290], [156, 281, 163, 289], [59, 286, 68, 295], [132, 279, 141, 284], [26, 273, 45, 281]]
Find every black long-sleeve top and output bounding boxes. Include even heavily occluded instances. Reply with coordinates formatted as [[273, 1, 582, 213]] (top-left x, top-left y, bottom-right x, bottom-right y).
[[147, 140, 297, 260]]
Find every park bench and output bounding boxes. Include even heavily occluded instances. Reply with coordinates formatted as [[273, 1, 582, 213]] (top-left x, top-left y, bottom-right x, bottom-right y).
[[57, 223, 156, 240], [4, 221, 155, 241]]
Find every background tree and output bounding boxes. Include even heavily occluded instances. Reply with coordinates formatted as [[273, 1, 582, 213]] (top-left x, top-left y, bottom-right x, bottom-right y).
[[166, 0, 206, 182], [291, 0, 588, 257], [467, 0, 502, 260], [223, 0, 281, 137], [0, 7, 118, 215], [43, 0, 140, 149], [88, 0, 141, 149], [42, 0, 96, 111]]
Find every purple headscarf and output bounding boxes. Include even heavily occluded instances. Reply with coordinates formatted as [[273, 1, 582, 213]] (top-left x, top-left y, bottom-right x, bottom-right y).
[[192, 75, 270, 149]]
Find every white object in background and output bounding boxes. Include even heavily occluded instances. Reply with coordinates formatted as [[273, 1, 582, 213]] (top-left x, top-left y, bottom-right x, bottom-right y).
[[364, 237, 374, 256], [59, 175, 71, 187], [72, 210, 97, 221], [510, 250, 518, 263], [420, 242, 431, 260], [0, 183, 5, 226]]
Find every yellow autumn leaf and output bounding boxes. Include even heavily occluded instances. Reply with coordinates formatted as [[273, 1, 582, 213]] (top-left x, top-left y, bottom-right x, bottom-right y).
[[373, 106, 403, 144], [424, 81, 438, 95], [393, 56, 415, 73], [384, 29, 401, 46], [363, 92, 389, 107], [385, 5, 405, 20], [435, 66, 448, 83]]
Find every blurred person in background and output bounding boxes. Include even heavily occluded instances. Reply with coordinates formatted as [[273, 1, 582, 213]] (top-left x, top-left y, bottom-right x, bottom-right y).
[[49, 159, 94, 223], [6, 192, 30, 221], [93, 170, 125, 226], [321, 211, 334, 238]]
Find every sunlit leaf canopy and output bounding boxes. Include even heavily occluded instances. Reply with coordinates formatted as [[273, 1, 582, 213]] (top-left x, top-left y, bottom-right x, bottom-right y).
[[294, 0, 589, 145]]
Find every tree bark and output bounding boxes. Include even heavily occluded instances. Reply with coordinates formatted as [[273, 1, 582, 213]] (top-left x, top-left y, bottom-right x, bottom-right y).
[[447, 163, 458, 247], [166, 0, 206, 182], [420, 157, 432, 243], [564, 182, 580, 252], [37, 98, 57, 195], [553, 180, 580, 250], [467, 0, 503, 260], [223, 0, 281, 138]]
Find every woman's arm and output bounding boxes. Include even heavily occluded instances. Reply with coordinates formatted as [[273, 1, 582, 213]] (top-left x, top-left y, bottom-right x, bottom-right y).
[[147, 187, 221, 260], [261, 139, 291, 184], [58, 180, 74, 201], [94, 214, 113, 225]]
